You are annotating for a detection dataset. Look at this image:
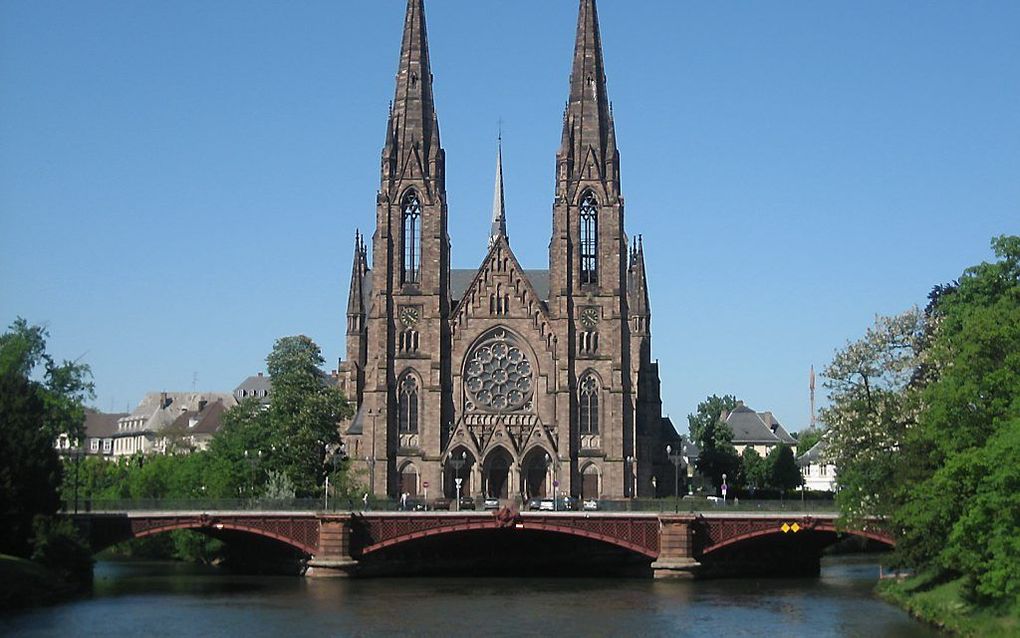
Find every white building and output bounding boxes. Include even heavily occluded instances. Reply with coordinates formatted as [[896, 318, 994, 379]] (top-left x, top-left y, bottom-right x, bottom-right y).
[[797, 440, 836, 492]]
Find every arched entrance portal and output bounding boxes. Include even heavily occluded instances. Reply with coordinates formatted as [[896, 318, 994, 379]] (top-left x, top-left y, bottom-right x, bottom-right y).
[[483, 448, 513, 498], [580, 463, 600, 500], [443, 448, 475, 498], [521, 448, 551, 498]]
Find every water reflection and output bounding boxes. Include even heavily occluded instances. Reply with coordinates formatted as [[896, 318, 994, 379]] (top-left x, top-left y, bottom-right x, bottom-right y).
[[1, 557, 936, 637]]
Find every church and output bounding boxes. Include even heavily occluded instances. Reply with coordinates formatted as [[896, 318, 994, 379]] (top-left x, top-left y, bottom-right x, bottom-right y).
[[338, 0, 678, 501]]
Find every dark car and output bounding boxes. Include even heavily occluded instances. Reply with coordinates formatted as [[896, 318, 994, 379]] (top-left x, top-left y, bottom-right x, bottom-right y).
[[431, 497, 452, 511], [458, 496, 477, 510], [526, 497, 543, 511]]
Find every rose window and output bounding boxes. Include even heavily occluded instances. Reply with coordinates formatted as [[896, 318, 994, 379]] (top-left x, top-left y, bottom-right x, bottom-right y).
[[464, 330, 534, 412]]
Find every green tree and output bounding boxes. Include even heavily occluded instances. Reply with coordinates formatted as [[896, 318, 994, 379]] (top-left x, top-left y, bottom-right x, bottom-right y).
[[0, 318, 94, 557], [688, 394, 741, 490], [793, 426, 823, 456], [209, 335, 353, 498], [894, 236, 1020, 603], [739, 447, 768, 493], [765, 445, 803, 494]]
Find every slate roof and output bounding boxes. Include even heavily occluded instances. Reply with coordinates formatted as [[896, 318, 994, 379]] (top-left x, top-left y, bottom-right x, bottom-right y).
[[234, 374, 272, 403], [359, 268, 551, 306], [450, 268, 550, 303], [725, 404, 796, 446], [84, 411, 128, 438], [170, 399, 230, 436], [797, 440, 829, 467]]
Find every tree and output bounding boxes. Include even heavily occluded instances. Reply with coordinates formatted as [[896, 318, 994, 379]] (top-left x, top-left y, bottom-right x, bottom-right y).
[[893, 236, 1020, 603], [739, 448, 768, 493], [765, 445, 803, 494], [0, 318, 94, 557], [819, 308, 925, 527], [793, 426, 823, 456], [688, 394, 741, 490], [209, 335, 353, 498]]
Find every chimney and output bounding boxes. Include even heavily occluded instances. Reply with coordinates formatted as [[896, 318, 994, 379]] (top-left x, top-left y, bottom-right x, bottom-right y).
[[199, 399, 208, 412], [257, 372, 263, 377], [160, 391, 169, 409]]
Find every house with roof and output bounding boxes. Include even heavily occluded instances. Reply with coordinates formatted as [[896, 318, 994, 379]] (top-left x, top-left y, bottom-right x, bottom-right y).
[[107, 391, 236, 457], [721, 402, 797, 457], [797, 439, 836, 492], [81, 410, 129, 457], [233, 372, 272, 404]]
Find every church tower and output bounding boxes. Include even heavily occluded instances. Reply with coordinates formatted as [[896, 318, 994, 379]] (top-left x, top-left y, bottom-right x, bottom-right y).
[[549, 0, 635, 496], [360, 0, 452, 497]]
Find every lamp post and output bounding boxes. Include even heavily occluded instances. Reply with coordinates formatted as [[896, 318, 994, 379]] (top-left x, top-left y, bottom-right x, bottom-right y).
[[325, 444, 346, 511], [545, 453, 561, 511], [651, 476, 657, 503], [450, 451, 466, 511], [722, 472, 728, 505], [244, 449, 261, 503], [666, 444, 683, 514], [625, 455, 635, 498], [72, 447, 83, 514]]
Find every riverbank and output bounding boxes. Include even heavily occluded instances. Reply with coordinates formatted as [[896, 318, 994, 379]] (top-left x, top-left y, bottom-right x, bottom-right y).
[[0, 554, 82, 610], [877, 571, 1019, 637]]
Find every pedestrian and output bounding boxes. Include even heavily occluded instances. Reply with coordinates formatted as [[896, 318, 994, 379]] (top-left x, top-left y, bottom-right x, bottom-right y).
[[400, 491, 408, 511], [362, 492, 369, 511]]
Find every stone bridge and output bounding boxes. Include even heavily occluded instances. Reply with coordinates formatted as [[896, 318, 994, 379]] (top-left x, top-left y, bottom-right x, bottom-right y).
[[77, 509, 893, 578]]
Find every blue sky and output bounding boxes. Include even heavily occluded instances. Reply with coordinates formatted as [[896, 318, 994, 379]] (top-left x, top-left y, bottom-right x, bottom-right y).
[[2, 1, 1017, 433]]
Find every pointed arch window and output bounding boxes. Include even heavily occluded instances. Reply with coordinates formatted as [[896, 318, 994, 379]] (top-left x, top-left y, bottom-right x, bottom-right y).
[[401, 192, 422, 285], [579, 191, 598, 285], [398, 374, 419, 434], [579, 373, 599, 435]]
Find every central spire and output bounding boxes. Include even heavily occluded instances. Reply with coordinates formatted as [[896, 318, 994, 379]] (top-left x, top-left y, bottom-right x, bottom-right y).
[[558, 0, 619, 192], [489, 135, 508, 248]]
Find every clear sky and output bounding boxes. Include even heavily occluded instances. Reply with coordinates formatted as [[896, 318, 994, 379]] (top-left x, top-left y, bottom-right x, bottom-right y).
[[2, 1, 1017, 433]]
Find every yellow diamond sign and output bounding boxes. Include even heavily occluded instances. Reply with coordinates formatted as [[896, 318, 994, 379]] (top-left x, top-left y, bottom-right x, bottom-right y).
[[781, 523, 791, 533], [791, 523, 801, 533]]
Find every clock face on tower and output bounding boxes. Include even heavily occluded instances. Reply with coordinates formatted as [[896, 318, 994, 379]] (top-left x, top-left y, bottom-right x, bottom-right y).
[[399, 306, 420, 328], [579, 307, 599, 330]]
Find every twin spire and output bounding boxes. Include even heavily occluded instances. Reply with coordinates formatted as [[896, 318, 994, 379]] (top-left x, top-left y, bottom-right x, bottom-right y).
[[382, 0, 618, 247]]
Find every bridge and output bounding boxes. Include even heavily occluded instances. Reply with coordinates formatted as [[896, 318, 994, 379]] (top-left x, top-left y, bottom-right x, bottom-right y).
[[76, 508, 893, 578]]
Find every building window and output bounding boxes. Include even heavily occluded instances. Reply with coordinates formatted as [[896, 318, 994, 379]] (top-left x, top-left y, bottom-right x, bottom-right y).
[[398, 374, 419, 434], [579, 191, 598, 285], [401, 191, 422, 285], [579, 373, 599, 435]]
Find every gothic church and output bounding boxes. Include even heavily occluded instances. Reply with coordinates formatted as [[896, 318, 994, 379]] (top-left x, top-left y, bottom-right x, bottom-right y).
[[339, 0, 677, 500]]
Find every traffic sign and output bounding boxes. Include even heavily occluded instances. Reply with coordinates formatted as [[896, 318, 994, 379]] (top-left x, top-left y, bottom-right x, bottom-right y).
[[423, 481, 429, 489]]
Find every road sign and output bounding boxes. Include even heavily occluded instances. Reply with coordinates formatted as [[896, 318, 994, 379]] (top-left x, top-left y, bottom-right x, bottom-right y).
[[423, 481, 429, 489]]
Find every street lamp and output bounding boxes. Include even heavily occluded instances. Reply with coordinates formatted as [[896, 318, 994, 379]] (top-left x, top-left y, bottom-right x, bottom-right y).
[[666, 444, 682, 514], [71, 446, 84, 514], [244, 449, 262, 503], [722, 472, 729, 504], [625, 455, 635, 498], [450, 451, 466, 511], [546, 451, 563, 510], [325, 443, 346, 511]]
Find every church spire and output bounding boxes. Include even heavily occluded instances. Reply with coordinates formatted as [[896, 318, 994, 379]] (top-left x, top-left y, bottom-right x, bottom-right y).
[[558, 0, 619, 192], [628, 235, 650, 318], [346, 230, 369, 335], [489, 135, 508, 248], [382, 0, 442, 186]]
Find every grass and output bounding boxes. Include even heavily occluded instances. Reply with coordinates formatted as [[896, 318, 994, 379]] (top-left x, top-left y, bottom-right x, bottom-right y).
[[0, 554, 76, 610], [877, 571, 1020, 637]]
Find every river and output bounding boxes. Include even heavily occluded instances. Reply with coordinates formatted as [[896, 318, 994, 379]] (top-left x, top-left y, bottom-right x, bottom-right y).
[[1, 556, 935, 637]]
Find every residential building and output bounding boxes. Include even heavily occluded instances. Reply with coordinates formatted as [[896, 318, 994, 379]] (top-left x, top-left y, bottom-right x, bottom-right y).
[[722, 402, 797, 457], [797, 440, 836, 492]]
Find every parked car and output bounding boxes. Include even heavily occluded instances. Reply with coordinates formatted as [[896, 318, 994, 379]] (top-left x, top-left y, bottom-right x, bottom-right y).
[[526, 497, 543, 511], [431, 497, 451, 511], [483, 497, 500, 510], [582, 499, 599, 511], [458, 496, 477, 510]]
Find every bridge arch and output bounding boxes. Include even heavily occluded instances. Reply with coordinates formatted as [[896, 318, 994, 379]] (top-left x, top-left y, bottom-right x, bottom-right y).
[[84, 514, 320, 557], [700, 520, 894, 556], [357, 516, 659, 559]]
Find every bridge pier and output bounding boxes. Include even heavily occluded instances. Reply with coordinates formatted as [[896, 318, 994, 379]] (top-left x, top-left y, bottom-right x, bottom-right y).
[[651, 515, 700, 579], [306, 515, 358, 578]]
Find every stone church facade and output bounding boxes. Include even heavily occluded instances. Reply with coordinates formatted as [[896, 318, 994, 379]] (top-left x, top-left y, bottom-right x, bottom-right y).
[[338, 0, 678, 500]]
